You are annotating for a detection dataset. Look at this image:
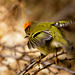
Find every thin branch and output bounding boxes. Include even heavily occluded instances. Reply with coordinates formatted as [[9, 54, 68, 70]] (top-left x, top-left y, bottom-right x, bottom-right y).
[[32, 61, 75, 75], [51, 65, 75, 75], [17, 51, 66, 75], [17, 60, 37, 75], [42, 59, 75, 75], [41, 51, 66, 63], [42, 62, 58, 75], [32, 62, 55, 75]]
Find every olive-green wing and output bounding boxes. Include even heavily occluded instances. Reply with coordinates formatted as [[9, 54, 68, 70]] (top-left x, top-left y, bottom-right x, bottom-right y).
[[27, 30, 52, 49]]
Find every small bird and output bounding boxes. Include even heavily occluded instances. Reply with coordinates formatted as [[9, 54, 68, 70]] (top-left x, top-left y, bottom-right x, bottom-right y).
[[24, 20, 74, 58]]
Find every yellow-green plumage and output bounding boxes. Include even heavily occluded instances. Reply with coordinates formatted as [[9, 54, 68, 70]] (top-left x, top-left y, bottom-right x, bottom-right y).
[[25, 21, 74, 55]]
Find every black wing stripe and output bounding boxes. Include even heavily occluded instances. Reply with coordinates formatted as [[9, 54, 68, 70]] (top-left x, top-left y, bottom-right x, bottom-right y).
[[27, 41, 32, 49], [29, 39, 36, 48], [27, 30, 52, 49]]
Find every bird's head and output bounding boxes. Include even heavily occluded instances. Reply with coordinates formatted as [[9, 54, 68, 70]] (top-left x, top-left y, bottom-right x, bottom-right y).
[[24, 21, 38, 38], [24, 21, 32, 30], [24, 21, 32, 32]]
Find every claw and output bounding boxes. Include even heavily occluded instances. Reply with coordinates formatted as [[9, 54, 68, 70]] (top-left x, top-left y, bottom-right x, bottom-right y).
[[55, 57, 58, 65], [55, 50, 58, 65]]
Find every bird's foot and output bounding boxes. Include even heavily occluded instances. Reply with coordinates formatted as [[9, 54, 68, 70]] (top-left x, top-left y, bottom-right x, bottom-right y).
[[54, 57, 58, 65], [36, 53, 46, 69], [36, 56, 41, 69]]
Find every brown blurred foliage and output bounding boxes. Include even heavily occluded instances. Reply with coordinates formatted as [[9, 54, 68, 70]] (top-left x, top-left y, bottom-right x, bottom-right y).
[[0, 0, 75, 75]]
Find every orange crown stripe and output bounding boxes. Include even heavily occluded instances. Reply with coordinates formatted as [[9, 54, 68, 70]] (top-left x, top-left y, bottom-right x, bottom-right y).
[[24, 21, 31, 29]]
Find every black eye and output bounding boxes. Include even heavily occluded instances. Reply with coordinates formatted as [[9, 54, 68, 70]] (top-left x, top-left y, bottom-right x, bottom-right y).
[[25, 26, 29, 31], [25, 26, 30, 32]]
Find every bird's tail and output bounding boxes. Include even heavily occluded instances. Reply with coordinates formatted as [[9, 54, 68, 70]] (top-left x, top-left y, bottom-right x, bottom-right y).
[[62, 38, 74, 54], [65, 40, 73, 51], [63, 39, 75, 58], [58, 37, 73, 53]]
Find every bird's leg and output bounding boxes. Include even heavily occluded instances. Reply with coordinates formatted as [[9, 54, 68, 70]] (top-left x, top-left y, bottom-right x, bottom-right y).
[[36, 53, 45, 69], [36, 56, 41, 69], [55, 49, 58, 65], [54, 47, 62, 65]]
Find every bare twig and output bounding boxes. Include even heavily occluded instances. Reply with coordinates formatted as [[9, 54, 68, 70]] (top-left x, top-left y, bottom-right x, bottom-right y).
[[17, 51, 66, 75], [42, 62, 58, 75], [32, 61, 75, 75], [32, 62, 55, 75], [42, 58, 75, 75], [17, 60, 37, 75], [51, 65, 75, 75]]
